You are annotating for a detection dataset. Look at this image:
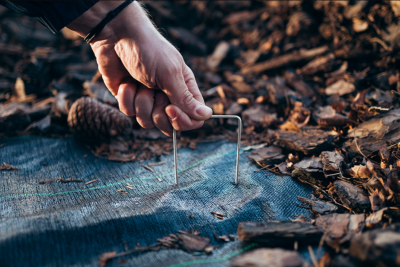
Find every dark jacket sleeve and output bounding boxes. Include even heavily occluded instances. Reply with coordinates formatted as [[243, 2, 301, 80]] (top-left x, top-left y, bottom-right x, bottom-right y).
[[0, 1, 99, 33]]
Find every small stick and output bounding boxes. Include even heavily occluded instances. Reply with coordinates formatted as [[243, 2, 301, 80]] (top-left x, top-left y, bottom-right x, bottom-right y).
[[317, 231, 329, 258], [55, 177, 83, 183], [85, 179, 98, 185], [392, 90, 400, 96], [140, 164, 154, 173], [211, 211, 226, 217], [148, 161, 166, 166], [38, 179, 53, 184], [369, 37, 392, 51], [253, 163, 279, 174], [156, 177, 162, 182], [308, 246, 319, 267], [368, 106, 390, 112], [355, 138, 368, 158], [298, 179, 352, 212], [99, 243, 162, 266]]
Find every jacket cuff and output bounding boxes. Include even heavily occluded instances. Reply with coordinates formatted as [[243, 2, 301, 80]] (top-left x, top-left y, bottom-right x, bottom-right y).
[[2, 1, 99, 33]]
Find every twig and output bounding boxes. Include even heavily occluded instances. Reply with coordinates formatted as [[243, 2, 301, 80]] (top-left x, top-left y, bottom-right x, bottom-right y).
[[55, 177, 83, 183], [308, 246, 319, 267], [241, 45, 328, 74], [368, 106, 390, 112], [354, 138, 368, 159], [85, 179, 98, 185], [317, 231, 329, 258], [254, 161, 279, 174], [140, 164, 155, 173], [369, 37, 392, 51], [38, 179, 53, 184], [99, 243, 163, 266], [324, 172, 341, 177], [392, 90, 400, 96], [148, 161, 166, 166], [298, 179, 352, 212], [0, 162, 19, 170]]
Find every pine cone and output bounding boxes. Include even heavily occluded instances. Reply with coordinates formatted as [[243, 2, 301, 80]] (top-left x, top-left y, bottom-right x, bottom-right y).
[[67, 97, 132, 141]]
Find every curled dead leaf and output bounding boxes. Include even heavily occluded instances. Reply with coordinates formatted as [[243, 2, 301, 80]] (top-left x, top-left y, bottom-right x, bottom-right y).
[[352, 18, 368, 32], [350, 165, 373, 179]]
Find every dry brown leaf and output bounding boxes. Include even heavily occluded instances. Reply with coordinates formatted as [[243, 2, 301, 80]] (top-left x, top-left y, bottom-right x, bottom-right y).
[[351, 165, 373, 179], [369, 189, 386, 212], [237, 98, 250, 105], [325, 80, 355, 96], [279, 121, 301, 132], [352, 18, 368, 32]]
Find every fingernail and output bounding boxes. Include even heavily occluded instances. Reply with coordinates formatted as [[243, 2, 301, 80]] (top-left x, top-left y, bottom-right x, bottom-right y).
[[166, 108, 177, 119], [195, 105, 212, 118]]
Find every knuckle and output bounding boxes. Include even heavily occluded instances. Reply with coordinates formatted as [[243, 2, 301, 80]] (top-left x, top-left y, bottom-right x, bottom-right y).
[[173, 123, 183, 132], [167, 65, 181, 77], [184, 65, 194, 76], [119, 105, 135, 117], [187, 121, 204, 131], [124, 110, 135, 117], [136, 117, 154, 129], [179, 91, 194, 107], [152, 113, 162, 125]]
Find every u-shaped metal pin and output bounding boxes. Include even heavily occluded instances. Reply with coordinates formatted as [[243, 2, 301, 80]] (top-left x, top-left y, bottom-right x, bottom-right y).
[[173, 115, 242, 185]]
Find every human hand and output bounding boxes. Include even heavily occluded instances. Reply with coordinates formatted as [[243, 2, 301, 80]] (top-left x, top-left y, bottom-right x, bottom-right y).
[[68, 1, 212, 136]]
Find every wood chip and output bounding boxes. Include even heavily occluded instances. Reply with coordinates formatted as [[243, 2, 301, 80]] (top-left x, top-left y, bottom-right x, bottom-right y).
[[349, 225, 400, 267], [334, 180, 371, 212], [238, 221, 323, 246], [177, 233, 210, 253], [276, 128, 336, 155]]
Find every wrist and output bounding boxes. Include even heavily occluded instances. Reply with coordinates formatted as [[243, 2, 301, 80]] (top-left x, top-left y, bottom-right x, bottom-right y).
[[68, 1, 158, 46], [67, 1, 125, 38]]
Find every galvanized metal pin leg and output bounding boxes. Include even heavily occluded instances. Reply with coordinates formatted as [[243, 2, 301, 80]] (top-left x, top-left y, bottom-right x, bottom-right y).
[[173, 115, 242, 185]]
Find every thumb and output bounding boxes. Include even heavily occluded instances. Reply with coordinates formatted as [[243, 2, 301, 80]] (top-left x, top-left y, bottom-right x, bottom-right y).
[[162, 70, 212, 121]]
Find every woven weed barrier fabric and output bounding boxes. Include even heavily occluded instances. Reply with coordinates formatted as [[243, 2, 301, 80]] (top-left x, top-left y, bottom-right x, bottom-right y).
[[0, 137, 312, 267]]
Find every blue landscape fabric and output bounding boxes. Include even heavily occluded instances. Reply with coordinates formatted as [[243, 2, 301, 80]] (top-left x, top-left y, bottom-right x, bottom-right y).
[[0, 136, 313, 267]]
